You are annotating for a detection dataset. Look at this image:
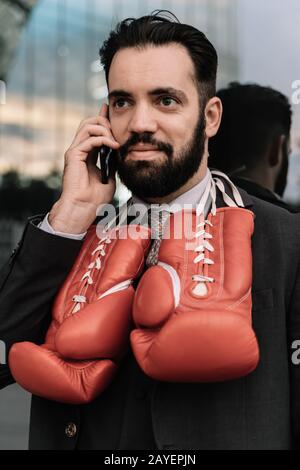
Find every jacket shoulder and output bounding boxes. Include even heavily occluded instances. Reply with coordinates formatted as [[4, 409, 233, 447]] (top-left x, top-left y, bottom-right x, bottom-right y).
[[238, 188, 300, 256], [238, 187, 300, 221]]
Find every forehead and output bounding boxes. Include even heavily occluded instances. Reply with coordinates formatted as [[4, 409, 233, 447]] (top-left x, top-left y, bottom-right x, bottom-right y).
[[108, 43, 197, 94]]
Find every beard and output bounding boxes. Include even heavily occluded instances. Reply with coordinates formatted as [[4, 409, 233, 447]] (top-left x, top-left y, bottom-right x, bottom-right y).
[[115, 108, 206, 199]]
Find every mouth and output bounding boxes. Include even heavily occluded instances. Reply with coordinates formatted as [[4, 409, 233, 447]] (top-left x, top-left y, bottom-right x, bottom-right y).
[[127, 149, 161, 160]]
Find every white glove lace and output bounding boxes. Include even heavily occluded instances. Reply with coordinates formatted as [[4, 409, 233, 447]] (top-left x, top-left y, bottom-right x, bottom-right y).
[[71, 236, 112, 313], [191, 170, 245, 296], [71, 203, 132, 314]]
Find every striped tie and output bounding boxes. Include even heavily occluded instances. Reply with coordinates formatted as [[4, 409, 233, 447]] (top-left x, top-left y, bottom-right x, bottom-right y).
[[146, 208, 170, 267]]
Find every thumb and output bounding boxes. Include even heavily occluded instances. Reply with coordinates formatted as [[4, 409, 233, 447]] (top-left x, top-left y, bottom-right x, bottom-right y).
[[99, 102, 109, 119]]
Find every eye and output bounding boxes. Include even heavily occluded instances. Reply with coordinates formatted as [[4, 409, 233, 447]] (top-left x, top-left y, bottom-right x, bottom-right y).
[[112, 98, 130, 109], [158, 95, 178, 107]]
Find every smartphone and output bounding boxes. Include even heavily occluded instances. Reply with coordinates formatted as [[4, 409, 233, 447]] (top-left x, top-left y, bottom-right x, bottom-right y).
[[98, 145, 110, 184], [97, 105, 118, 184], [98, 145, 118, 184]]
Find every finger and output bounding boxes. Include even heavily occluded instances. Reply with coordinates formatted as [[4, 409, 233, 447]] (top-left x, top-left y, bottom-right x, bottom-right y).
[[72, 124, 114, 147], [76, 115, 111, 135], [76, 136, 120, 155]]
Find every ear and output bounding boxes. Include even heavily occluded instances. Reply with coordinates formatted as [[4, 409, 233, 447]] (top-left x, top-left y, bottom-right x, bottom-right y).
[[268, 134, 286, 168], [204, 97, 223, 138]]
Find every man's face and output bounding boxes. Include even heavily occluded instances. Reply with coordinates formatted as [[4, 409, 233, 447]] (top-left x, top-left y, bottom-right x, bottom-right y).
[[107, 44, 206, 199]]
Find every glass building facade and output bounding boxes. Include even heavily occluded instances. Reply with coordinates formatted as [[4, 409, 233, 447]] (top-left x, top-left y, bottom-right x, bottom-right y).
[[0, 0, 239, 203]]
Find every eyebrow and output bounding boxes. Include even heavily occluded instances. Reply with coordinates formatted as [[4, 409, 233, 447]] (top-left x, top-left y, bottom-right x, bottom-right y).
[[108, 87, 188, 102]]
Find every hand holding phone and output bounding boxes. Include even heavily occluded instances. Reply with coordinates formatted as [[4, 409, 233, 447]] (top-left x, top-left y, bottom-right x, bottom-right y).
[[48, 103, 120, 234]]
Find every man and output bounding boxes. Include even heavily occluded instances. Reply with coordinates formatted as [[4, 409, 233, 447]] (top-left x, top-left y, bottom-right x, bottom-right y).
[[209, 82, 298, 212], [1, 12, 300, 450]]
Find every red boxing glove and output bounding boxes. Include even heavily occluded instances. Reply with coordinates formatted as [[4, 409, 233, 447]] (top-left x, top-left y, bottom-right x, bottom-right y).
[[9, 223, 150, 404], [131, 207, 260, 383]]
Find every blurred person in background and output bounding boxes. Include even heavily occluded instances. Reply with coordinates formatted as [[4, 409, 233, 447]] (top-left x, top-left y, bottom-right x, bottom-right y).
[[209, 82, 298, 212]]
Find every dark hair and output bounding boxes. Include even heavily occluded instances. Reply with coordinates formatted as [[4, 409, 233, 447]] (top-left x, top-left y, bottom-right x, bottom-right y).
[[99, 10, 218, 103], [209, 82, 292, 172]]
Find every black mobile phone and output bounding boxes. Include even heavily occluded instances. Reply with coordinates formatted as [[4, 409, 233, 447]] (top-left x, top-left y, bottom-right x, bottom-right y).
[[98, 145, 117, 184], [98, 105, 118, 184]]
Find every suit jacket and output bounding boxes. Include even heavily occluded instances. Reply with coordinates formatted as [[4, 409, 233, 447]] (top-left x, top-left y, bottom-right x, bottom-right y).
[[231, 176, 299, 213], [1, 187, 300, 450]]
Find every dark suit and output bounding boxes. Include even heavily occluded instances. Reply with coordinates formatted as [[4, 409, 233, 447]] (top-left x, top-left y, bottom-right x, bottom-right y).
[[231, 176, 299, 213], [1, 188, 300, 450]]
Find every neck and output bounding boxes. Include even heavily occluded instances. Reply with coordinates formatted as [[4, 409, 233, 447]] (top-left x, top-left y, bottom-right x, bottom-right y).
[[143, 155, 208, 204]]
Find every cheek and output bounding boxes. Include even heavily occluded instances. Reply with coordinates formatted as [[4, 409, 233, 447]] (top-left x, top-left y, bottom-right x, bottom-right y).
[[172, 124, 195, 154], [161, 118, 189, 147], [110, 116, 127, 142]]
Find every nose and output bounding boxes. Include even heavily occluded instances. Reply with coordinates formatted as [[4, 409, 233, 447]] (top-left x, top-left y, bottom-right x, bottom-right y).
[[127, 103, 158, 134]]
